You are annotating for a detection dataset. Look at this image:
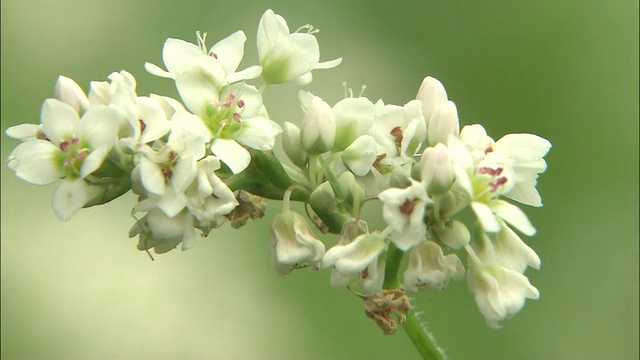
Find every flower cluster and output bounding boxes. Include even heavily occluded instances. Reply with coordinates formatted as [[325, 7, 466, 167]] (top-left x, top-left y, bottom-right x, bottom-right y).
[[5, 9, 550, 331]]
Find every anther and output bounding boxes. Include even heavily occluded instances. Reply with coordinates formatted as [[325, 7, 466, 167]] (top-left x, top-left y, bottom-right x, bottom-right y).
[[399, 199, 415, 215], [209, 52, 218, 59], [60, 141, 70, 152], [233, 113, 242, 123], [139, 119, 147, 133], [236, 99, 245, 108]]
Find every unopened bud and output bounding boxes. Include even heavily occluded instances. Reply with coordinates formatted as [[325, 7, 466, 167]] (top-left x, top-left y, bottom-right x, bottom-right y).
[[300, 96, 335, 154], [404, 240, 465, 292], [416, 76, 448, 122], [270, 211, 326, 275], [433, 220, 470, 250], [420, 144, 455, 195], [54, 76, 90, 114], [282, 122, 308, 167], [427, 101, 459, 146]]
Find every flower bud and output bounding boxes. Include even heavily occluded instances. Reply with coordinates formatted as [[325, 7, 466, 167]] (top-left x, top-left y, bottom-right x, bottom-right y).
[[420, 144, 455, 195], [282, 122, 308, 167], [403, 240, 464, 292], [300, 96, 335, 154], [341, 135, 378, 176], [270, 211, 326, 275], [433, 220, 470, 249], [54, 76, 90, 114], [416, 76, 448, 122], [427, 101, 459, 146]]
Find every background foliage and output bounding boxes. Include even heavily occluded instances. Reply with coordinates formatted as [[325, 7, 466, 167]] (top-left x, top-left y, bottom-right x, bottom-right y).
[[2, 0, 638, 359]]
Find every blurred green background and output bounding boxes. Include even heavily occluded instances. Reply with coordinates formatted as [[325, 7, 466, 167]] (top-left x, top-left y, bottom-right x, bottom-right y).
[[1, 0, 638, 359]]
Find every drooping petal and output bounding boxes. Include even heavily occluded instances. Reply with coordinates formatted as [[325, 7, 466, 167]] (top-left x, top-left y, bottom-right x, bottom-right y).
[[144, 62, 175, 79], [52, 179, 98, 221], [210, 138, 251, 174], [491, 200, 536, 236], [7, 140, 62, 185], [41, 99, 79, 144], [471, 201, 500, 233], [315, 57, 343, 69], [226, 65, 263, 83]]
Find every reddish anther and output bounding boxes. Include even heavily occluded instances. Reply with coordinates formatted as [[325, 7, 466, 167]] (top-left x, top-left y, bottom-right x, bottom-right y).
[[72, 137, 79, 145], [233, 113, 242, 122], [236, 99, 245, 108], [209, 52, 218, 59], [60, 141, 70, 152], [161, 167, 173, 181], [485, 147, 494, 154], [399, 198, 415, 215], [139, 119, 147, 133], [76, 150, 88, 160]]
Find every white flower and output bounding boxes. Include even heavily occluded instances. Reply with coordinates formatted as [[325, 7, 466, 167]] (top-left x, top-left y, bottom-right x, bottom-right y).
[[404, 240, 464, 292], [7, 99, 120, 220], [130, 208, 196, 253], [174, 76, 282, 173], [467, 244, 539, 329], [145, 31, 260, 85], [322, 233, 387, 295], [471, 221, 540, 273], [332, 96, 376, 151], [379, 180, 431, 251], [257, 9, 341, 85], [281, 122, 308, 167], [270, 211, 326, 275], [185, 156, 239, 235], [369, 99, 426, 167], [341, 135, 381, 177]]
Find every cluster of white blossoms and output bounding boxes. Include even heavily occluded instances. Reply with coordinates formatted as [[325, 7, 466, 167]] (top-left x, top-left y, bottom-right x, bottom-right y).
[[5, 9, 550, 331]]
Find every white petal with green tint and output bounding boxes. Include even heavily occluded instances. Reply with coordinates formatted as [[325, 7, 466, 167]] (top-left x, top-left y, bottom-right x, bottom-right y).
[[41, 99, 79, 144], [7, 140, 62, 185], [210, 138, 251, 174], [52, 179, 97, 221], [471, 201, 500, 233], [491, 200, 536, 236]]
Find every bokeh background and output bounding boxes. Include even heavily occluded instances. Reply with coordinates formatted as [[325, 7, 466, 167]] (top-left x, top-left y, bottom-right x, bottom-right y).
[[1, 0, 638, 359]]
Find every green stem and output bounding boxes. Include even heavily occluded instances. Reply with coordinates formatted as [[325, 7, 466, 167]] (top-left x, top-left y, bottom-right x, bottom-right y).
[[383, 243, 446, 360]]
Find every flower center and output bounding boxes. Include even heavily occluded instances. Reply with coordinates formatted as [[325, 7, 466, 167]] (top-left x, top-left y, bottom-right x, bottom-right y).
[[203, 92, 245, 139], [472, 166, 508, 201], [56, 136, 90, 178]]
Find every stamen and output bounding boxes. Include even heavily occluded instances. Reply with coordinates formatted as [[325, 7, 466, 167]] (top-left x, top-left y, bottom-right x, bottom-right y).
[[209, 52, 218, 59], [399, 199, 415, 215], [233, 113, 242, 123], [342, 81, 348, 98], [139, 119, 146, 133], [196, 31, 208, 53], [71, 137, 79, 145], [168, 151, 178, 161], [161, 167, 173, 181], [60, 141, 70, 152], [485, 147, 494, 154], [76, 149, 88, 160], [236, 99, 245, 108], [391, 127, 403, 149], [359, 84, 367, 97]]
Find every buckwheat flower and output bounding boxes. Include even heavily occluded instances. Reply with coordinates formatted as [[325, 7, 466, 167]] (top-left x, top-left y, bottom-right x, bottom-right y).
[[257, 9, 341, 85], [471, 221, 540, 273], [7, 99, 120, 220], [404, 240, 464, 292], [341, 135, 381, 177], [175, 77, 282, 173], [322, 233, 387, 295], [379, 180, 431, 251], [369, 99, 426, 167], [185, 156, 239, 236], [134, 123, 207, 217], [332, 96, 376, 151], [130, 207, 196, 253], [466, 244, 540, 329], [270, 210, 326, 275], [145, 30, 260, 86]]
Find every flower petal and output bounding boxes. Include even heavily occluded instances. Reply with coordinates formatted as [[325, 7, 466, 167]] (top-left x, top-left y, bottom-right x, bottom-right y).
[[5, 124, 41, 140], [52, 179, 98, 221], [210, 138, 251, 174], [209, 30, 246, 75], [80, 146, 108, 178], [471, 202, 500, 233], [140, 156, 165, 195], [41, 99, 79, 144], [236, 116, 282, 151], [491, 200, 536, 236], [175, 71, 219, 115], [7, 140, 62, 185]]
